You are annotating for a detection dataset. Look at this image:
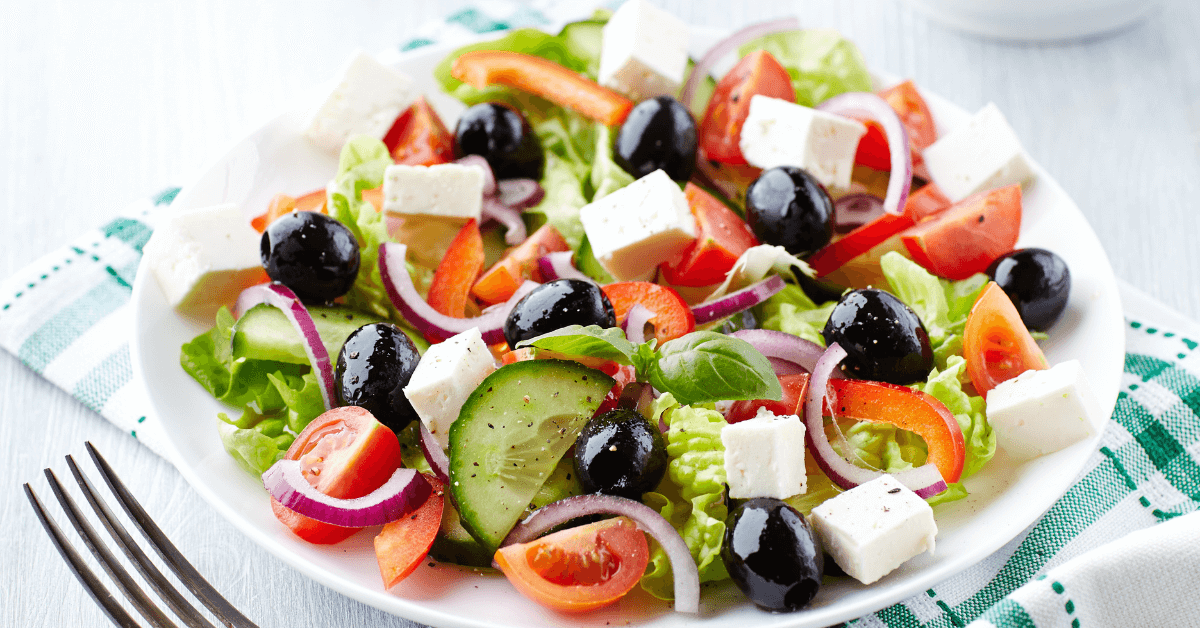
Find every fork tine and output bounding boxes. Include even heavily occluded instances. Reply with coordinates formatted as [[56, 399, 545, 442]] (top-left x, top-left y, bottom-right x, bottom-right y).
[[44, 468, 180, 628], [86, 442, 260, 628], [24, 483, 143, 628], [66, 455, 217, 628]]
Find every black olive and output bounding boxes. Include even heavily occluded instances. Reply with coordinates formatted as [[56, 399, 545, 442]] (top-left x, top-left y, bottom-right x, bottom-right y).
[[822, 289, 933, 385], [502, 279, 616, 347], [573, 408, 667, 500], [722, 498, 823, 612], [614, 96, 698, 182], [454, 102, 544, 180], [335, 323, 420, 434], [745, 167, 835, 256], [986, 248, 1071, 332], [717, 308, 760, 335], [260, 211, 360, 304]]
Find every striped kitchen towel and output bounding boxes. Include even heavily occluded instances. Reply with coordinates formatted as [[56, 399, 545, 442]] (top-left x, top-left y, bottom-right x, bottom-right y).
[[1, 2, 1197, 627]]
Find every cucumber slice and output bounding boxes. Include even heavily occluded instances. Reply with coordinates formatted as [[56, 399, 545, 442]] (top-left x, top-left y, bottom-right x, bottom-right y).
[[429, 500, 493, 568], [449, 359, 614, 553], [231, 304, 384, 364], [559, 20, 605, 78]]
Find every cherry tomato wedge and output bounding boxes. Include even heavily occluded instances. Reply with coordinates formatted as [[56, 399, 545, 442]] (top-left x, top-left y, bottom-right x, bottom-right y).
[[382, 96, 455, 166], [963, 282, 1048, 396], [270, 406, 403, 544], [662, 183, 759, 287], [251, 188, 328, 233], [854, 81, 939, 177], [472, 224, 570, 305], [827, 378, 965, 484], [374, 474, 445, 588], [452, 51, 633, 126], [494, 517, 649, 613], [901, 184, 1022, 280], [602, 282, 695, 343], [698, 50, 795, 165], [725, 373, 810, 424], [426, 219, 485, 320]]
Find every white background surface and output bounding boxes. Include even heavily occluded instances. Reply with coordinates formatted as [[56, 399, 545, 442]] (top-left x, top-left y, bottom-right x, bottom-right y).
[[2, 1, 1198, 626]]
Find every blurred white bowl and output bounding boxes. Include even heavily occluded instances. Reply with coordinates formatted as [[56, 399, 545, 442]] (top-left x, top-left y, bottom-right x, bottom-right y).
[[902, 0, 1157, 41]]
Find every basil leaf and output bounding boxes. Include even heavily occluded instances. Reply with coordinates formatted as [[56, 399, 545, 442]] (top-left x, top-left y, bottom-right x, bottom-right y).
[[648, 331, 783, 406], [517, 325, 635, 364]]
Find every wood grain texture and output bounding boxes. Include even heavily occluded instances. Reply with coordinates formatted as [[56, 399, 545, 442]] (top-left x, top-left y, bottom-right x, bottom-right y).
[[2, 1, 1197, 626]]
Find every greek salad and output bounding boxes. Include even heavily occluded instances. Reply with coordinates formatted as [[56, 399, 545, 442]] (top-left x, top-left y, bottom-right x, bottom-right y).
[[150, 0, 1104, 616]]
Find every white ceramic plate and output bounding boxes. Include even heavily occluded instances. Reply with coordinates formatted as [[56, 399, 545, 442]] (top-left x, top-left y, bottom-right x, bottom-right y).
[[131, 28, 1125, 628]]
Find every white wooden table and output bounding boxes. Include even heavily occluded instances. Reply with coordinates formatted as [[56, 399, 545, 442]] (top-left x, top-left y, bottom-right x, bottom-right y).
[[3, 0, 1198, 625]]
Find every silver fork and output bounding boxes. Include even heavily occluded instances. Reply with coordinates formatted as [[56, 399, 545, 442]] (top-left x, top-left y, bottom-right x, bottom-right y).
[[23, 442, 260, 628]]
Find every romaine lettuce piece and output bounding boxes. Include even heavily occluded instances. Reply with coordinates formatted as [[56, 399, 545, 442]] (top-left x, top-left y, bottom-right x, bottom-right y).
[[739, 29, 873, 107]]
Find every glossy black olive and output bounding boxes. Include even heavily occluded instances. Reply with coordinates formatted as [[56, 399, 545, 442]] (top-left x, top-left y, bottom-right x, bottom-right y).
[[745, 167, 835, 256], [822, 289, 933, 385], [335, 323, 420, 433], [986, 248, 1071, 332], [717, 308, 760, 335], [614, 95, 698, 182], [454, 102, 544, 180], [573, 408, 667, 500], [722, 498, 823, 612], [260, 211, 360, 304], [502, 279, 616, 347]]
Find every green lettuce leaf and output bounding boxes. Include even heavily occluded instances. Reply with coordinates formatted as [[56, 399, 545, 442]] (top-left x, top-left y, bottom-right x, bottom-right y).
[[739, 29, 873, 107], [590, 125, 634, 201], [919, 356, 995, 480], [326, 136, 396, 321], [881, 251, 988, 373], [758, 284, 837, 347], [526, 153, 591, 249], [640, 395, 731, 599]]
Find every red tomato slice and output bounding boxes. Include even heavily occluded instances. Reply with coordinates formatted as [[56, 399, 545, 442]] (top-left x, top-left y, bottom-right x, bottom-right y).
[[251, 188, 328, 233], [963, 282, 1048, 396], [807, 183, 953, 278], [270, 406, 403, 545], [426, 219, 484, 321], [725, 373, 810, 424], [880, 80, 938, 153], [601, 282, 696, 344], [494, 517, 649, 613], [826, 378, 965, 484], [472, 225, 570, 305], [854, 121, 892, 172], [382, 96, 455, 166], [901, 184, 1022, 280], [661, 184, 759, 287], [374, 474, 445, 588], [698, 50, 795, 165]]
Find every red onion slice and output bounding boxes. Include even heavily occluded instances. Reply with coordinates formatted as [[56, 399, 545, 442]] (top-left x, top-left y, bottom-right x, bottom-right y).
[[834, 193, 885, 233], [262, 459, 432, 527], [803, 343, 948, 499], [456, 155, 496, 196], [537, 251, 593, 283], [482, 197, 527, 246], [768, 357, 807, 376], [418, 422, 450, 484], [730, 329, 826, 374], [379, 242, 537, 344], [499, 494, 700, 613], [691, 274, 785, 324], [496, 179, 545, 209], [622, 303, 655, 344], [233, 283, 335, 411], [817, 93, 912, 216], [680, 17, 801, 111]]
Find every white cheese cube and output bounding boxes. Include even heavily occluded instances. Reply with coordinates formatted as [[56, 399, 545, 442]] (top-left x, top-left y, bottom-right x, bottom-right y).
[[923, 102, 1037, 202], [403, 327, 496, 451], [597, 0, 690, 101], [304, 50, 415, 155], [985, 360, 1102, 460], [578, 169, 696, 281], [143, 203, 265, 319], [739, 95, 867, 191], [382, 164, 484, 220], [810, 475, 937, 585], [721, 407, 807, 499]]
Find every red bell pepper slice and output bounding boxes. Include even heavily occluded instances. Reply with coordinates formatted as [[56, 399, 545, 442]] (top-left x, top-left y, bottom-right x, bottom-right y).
[[427, 219, 484, 321], [601, 281, 695, 344]]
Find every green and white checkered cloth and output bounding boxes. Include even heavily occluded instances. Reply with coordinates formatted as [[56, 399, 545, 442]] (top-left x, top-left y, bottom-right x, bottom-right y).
[[3, 2, 1197, 626]]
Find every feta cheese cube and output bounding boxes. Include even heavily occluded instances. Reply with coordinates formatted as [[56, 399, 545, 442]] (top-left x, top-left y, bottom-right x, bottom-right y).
[[578, 169, 696, 281], [304, 51, 415, 155], [403, 327, 497, 451], [382, 164, 484, 220], [739, 95, 867, 191], [923, 102, 1037, 202], [985, 360, 1102, 460], [598, 0, 690, 101], [721, 407, 807, 499], [810, 475, 937, 585], [143, 203, 265, 319]]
